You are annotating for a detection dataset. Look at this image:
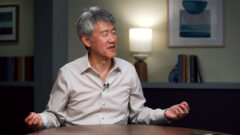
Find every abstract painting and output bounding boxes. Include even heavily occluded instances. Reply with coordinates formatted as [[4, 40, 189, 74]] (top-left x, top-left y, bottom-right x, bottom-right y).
[[168, 0, 223, 47], [0, 5, 19, 43]]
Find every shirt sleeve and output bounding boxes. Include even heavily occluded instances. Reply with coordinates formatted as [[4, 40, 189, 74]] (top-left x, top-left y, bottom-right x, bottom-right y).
[[39, 69, 69, 129], [128, 67, 169, 125]]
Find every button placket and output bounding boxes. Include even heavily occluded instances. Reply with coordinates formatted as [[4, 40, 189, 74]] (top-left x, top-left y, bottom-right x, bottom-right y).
[[100, 86, 107, 124]]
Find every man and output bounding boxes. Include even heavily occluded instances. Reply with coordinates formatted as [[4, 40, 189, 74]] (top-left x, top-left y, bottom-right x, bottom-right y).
[[25, 6, 189, 129]]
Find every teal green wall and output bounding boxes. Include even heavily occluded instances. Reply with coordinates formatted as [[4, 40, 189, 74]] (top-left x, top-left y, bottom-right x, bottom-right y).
[[0, 0, 33, 56], [1, 0, 239, 83], [68, 0, 240, 83]]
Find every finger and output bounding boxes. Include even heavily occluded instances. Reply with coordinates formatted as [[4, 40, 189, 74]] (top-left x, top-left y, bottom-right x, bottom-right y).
[[35, 114, 43, 128], [38, 116, 43, 127], [181, 102, 189, 110], [28, 114, 38, 126], [30, 118, 38, 128], [171, 104, 188, 118], [32, 115, 41, 128], [180, 102, 190, 114], [181, 104, 189, 115], [24, 112, 34, 123], [169, 107, 180, 118], [165, 108, 175, 119], [175, 105, 185, 118], [181, 101, 188, 106], [170, 108, 182, 120]]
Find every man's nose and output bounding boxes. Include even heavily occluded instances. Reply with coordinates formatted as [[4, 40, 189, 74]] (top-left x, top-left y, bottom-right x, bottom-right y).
[[108, 34, 116, 42]]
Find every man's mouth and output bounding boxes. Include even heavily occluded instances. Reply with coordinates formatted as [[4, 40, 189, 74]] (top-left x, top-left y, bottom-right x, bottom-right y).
[[107, 45, 116, 49]]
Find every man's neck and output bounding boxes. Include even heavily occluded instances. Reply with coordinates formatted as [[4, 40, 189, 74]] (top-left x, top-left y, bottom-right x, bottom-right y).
[[88, 53, 113, 82]]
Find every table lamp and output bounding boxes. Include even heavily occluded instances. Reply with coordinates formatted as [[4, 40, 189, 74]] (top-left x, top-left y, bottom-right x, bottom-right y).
[[129, 28, 152, 82]]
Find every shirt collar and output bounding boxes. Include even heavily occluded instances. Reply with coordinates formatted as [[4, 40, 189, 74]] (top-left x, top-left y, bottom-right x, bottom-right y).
[[79, 53, 121, 74]]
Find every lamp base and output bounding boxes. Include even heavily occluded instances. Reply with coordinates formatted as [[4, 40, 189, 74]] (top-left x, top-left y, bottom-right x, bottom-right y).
[[133, 54, 147, 61], [134, 60, 147, 82]]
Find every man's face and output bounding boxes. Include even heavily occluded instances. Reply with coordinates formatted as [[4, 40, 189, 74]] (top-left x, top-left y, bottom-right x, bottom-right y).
[[88, 21, 117, 59]]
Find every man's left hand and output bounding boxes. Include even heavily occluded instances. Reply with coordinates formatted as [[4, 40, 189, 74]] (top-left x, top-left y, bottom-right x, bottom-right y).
[[164, 101, 189, 120]]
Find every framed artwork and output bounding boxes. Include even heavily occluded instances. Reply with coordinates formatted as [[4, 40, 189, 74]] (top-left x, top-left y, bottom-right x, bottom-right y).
[[0, 5, 19, 43], [168, 0, 223, 47]]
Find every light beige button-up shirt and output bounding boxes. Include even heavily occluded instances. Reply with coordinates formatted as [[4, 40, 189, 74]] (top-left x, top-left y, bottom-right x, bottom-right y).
[[40, 54, 167, 129]]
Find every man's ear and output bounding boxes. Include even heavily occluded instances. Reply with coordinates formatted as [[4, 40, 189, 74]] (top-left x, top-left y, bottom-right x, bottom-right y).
[[81, 35, 91, 48]]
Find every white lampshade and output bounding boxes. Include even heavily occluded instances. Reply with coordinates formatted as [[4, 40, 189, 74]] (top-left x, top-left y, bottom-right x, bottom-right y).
[[129, 28, 152, 52]]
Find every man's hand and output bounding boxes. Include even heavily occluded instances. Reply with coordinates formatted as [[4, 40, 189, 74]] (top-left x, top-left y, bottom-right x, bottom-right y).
[[164, 101, 189, 120], [24, 112, 43, 129]]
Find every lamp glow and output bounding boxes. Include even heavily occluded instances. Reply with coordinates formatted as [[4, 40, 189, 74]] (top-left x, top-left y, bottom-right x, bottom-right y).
[[129, 28, 152, 82], [129, 28, 152, 52]]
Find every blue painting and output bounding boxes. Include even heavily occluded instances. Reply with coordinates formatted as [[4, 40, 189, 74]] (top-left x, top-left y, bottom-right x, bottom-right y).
[[168, 0, 223, 47], [180, 0, 210, 38], [0, 12, 13, 35], [0, 5, 18, 43]]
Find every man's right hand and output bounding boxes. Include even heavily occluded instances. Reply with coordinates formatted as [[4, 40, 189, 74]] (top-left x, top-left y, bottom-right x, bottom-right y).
[[24, 112, 43, 129]]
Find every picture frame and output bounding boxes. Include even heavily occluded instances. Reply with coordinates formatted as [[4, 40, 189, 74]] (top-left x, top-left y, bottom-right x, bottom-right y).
[[168, 0, 223, 47], [0, 5, 19, 43]]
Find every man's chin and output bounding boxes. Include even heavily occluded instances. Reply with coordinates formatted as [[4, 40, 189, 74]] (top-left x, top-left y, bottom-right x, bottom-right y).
[[107, 52, 116, 59]]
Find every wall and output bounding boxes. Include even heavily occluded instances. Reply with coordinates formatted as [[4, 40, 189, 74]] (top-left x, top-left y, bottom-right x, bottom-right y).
[[68, 0, 240, 83], [0, 0, 33, 56], [34, 0, 68, 112]]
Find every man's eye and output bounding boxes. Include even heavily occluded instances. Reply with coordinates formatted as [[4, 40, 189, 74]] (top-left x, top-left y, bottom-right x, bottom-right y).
[[112, 30, 116, 35], [102, 33, 108, 37]]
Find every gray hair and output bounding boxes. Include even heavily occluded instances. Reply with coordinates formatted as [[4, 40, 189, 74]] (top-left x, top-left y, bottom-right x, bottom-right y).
[[76, 6, 115, 43]]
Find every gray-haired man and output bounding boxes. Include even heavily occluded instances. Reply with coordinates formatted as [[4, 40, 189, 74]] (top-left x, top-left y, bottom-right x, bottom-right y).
[[25, 6, 189, 129]]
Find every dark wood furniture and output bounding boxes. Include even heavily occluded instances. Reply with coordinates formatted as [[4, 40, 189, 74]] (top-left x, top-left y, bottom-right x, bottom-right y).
[[142, 83, 240, 135], [27, 125, 231, 135]]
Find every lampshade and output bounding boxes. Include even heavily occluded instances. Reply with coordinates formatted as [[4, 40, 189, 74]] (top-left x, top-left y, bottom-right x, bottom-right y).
[[129, 28, 152, 52]]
